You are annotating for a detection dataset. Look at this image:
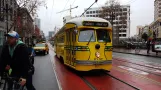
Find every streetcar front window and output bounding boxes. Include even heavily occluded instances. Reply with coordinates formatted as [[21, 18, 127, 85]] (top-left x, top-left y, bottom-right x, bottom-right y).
[[78, 30, 96, 42], [96, 29, 111, 42]]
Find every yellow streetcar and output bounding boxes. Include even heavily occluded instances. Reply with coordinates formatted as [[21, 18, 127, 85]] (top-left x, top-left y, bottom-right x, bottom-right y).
[[53, 17, 112, 71]]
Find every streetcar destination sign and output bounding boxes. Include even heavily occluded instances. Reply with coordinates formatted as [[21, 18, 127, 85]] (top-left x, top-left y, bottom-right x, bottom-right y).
[[83, 21, 108, 27]]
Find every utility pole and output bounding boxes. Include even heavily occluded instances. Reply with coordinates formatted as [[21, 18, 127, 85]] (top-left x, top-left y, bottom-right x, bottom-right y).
[[57, 5, 78, 17], [6, 3, 8, 33]]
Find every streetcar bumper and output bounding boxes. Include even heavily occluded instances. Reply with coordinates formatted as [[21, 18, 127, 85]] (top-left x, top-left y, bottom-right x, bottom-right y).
[[74, 60, 112, 71]]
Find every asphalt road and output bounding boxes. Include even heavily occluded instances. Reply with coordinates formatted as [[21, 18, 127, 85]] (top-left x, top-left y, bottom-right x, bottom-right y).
[[32, 49, 59, 90]]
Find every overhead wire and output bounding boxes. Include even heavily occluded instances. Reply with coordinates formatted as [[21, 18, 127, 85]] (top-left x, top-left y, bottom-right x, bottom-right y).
[[71, 0, 76, 6], [123, 0, 137, 4], [49, 0, 55, 28], [50, 0, 55, 19], [60, 0, 70, 17]]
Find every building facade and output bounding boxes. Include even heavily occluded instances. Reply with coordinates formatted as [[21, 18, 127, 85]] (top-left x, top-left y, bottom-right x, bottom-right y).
[[16, 8, 34, 45], [84, 5, 130, 39], [0, 0, 18, 54], [34, 18, 41, 29], [136, 25, 144, 35], [49, 31, 55, 39], [150, 19, 161, 38], [154, 0, 161, 20]]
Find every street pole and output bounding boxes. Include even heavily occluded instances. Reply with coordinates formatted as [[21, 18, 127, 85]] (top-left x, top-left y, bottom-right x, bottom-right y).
[[6, 3, 8, 33]]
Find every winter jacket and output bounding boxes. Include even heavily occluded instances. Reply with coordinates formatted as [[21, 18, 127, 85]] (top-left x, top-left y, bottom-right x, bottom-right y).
[[0, 42, 30, 79]]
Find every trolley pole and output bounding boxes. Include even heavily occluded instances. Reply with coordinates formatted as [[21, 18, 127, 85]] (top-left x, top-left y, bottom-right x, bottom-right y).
[[80, 0, 98, 17]]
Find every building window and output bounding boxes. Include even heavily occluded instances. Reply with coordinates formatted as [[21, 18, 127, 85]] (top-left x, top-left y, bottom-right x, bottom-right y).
[[90, 11, 92, 14], [86, 15, 89, 17], [96, 15, 98, 17], [90, 15, 92, 17], [93, 11, 95, 13], [10, 0, 13, 5], [123, 8, 127, 11], [0, 31, 4, 46], [159, 14, 161, 17], [159, 7, 161, 9], [123, 34, 126, 37], [96, 10, 99, 13], [123, 12, 127, 15], [123, 30, 126, 32], [159, 10, 161, 13], [159, 3, 161, 5], [93, 15, 95, 17], [86, 12, 89, 14], [99, 10, 102, 13]]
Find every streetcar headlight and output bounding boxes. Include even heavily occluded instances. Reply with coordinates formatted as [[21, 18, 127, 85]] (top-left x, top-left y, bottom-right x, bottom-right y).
[[95, 52, 100, 58]]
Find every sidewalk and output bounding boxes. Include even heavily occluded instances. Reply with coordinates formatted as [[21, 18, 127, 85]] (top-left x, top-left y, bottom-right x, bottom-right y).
[[113, 48, 161, 58]]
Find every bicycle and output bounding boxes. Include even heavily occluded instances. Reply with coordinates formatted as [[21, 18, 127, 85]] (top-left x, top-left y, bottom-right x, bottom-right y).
[[0, 72, 27, 90]]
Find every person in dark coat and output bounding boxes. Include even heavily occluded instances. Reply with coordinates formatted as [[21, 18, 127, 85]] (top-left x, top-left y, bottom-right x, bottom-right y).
[[147, 39, 151, 54], [0, 31, 35, 90]]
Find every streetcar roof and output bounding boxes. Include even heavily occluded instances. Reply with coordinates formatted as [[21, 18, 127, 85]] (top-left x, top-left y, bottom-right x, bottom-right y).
[[66, 17, 112, 28]]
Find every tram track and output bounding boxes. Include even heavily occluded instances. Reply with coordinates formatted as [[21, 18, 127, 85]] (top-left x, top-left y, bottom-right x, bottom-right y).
[[114, 61, 161, 77], [113, 57, 161, 70], [79, 76, 97, 90], [76, 70, 140, 90], [104, 72, 140, 90]]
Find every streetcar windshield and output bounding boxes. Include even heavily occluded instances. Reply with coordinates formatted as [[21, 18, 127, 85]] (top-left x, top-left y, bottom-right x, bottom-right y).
[[78, 30, 96, 42], [96, 29, 111, 42]]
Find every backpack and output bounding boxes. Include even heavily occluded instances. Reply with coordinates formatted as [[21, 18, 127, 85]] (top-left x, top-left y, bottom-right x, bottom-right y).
[[17, 43, 35, 75], [28, 56, 35, 75]]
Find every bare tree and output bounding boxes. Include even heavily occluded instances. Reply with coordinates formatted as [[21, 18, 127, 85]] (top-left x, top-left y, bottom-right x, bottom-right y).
[[100, 0, 120, 25], [16, 0, 47, 16], [99, 0, 128, 46], [10, 0, 47, 31]]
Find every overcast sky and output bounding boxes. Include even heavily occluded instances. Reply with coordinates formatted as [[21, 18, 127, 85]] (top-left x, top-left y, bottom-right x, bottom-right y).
[[37, 0, 154, 37]]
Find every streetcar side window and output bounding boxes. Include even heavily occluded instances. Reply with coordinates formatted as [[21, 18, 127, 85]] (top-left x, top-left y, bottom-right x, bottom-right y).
[[78, 30, 95, 42], [96, 29, 111, 42]]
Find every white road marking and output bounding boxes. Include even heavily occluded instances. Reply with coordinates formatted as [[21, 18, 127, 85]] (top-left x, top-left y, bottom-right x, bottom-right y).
[[48, 44, 62, 90], [118, 66, 149, 75]]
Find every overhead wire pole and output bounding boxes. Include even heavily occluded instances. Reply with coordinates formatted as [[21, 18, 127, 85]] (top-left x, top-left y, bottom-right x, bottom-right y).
[[57, 6, 78, 16], [5, 0, 9, 33], [80, 0, 98, 17]]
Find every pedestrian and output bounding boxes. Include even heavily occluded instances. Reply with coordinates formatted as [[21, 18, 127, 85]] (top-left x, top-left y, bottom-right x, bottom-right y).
[[28, 44, 36, 64], [0, 31, 36, 90], [147, 39, 151, 54]]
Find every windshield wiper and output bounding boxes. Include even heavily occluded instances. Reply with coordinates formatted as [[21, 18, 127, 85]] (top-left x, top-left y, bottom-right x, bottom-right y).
[[104, 38, 110, 45], [87, 33, 93, 45]]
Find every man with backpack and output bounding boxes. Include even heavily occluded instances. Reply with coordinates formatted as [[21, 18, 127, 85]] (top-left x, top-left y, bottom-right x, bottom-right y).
[[0, 31, 35, 90]]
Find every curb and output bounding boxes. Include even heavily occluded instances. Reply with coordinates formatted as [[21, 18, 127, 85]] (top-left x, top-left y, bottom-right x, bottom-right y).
[[113, 51, 161, 58]]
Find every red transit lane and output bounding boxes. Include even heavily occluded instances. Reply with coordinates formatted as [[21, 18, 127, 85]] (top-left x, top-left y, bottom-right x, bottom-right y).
[[53, 56, 91, 90], [53, 56, 137, 90], [53, 54, 161, 90], [113, 57, 161, 70], [113, 57, 161, 83], [111, 65, 161, 90], [83, 74, 136, 90]]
